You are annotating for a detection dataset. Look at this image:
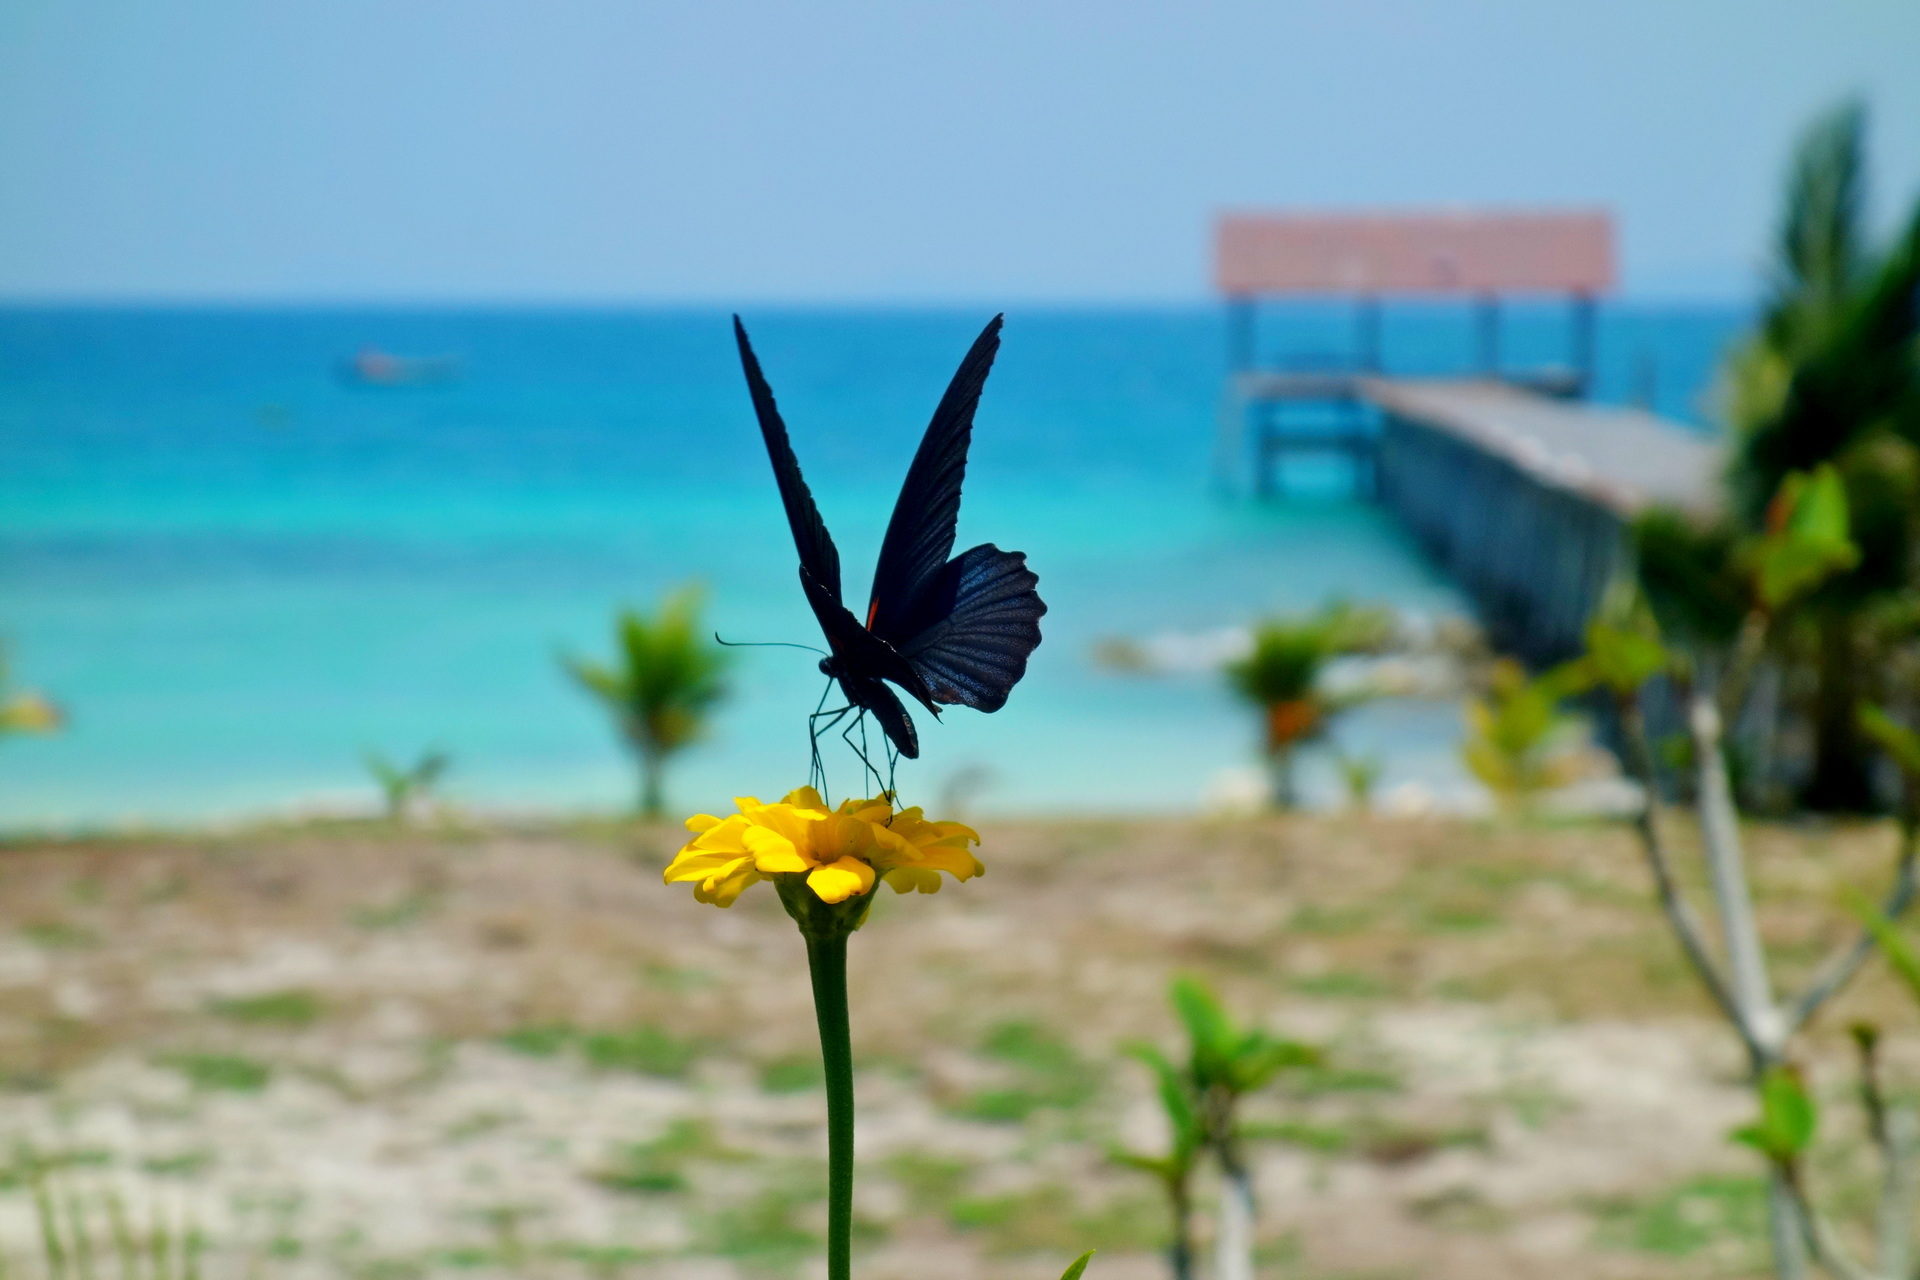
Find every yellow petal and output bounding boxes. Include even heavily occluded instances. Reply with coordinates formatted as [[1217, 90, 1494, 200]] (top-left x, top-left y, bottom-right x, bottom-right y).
[[742, 824, 811, 873], [684, 812, 723, 834], [782, 786, 830, 812], [696, 862, 763, 907], [807, 856, 876, 904], [754, 802, 827, 852], [881, 866, 944, 894], [666, 849, 750, 885], [916, 846, 984, 881]]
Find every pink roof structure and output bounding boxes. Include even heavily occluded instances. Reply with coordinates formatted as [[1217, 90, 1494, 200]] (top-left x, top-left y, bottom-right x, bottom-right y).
[[1215, 210, 1614, 296]]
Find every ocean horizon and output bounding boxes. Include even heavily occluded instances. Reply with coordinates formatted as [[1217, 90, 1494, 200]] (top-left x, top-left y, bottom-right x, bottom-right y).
[[1, 302, 1746, 827]]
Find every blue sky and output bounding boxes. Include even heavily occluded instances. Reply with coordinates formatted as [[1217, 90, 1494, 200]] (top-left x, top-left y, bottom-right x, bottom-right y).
[[2, 1, 1915, 303]]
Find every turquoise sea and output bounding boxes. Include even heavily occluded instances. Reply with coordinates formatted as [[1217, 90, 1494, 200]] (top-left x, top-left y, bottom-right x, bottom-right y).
[[0, 304, 1744, 826]]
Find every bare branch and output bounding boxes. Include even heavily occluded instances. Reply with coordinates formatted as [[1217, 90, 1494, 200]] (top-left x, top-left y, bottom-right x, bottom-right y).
[[1783, 1164, 1877, 1280], [1616, 695, 1762, 1057], [1688, 687, 1783, 1054], [1783, 826, 1920, 1035]]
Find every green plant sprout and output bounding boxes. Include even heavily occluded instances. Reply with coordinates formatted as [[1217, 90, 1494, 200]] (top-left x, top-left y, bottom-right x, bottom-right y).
[[1458, 657, 1591, 813], [1116, 977, 1318, 1280], [1333, 750, 1383, 812], [1224, 602, 1392, 810], [563, 585, 731, 819], [1587, 464, 1918, 1280], [361, 747, 451, 824]]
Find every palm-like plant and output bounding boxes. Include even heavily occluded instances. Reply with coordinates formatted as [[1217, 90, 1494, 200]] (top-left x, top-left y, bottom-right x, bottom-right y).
[[1722, 100, 1920, 810], [1117, 978, 1317, 1280], [563, 586, 731, 819], [1223, 602, 1389, 809], [1459, 658, 1592, 813], [0, 644, 63, 741], [362, 748, 451, 825]]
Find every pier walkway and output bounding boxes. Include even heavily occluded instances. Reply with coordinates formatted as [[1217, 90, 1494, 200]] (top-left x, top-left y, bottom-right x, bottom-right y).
[[1359, 378, 1719, 661], [1216, 369, 1721, 662]]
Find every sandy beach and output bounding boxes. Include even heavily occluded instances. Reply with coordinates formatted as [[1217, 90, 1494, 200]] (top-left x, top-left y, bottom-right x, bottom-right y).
[[0, 813, 1909, 1279]]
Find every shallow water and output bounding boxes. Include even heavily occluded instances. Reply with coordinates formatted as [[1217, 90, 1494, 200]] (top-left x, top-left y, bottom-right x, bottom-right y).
[[0, 303, 1744, 824]]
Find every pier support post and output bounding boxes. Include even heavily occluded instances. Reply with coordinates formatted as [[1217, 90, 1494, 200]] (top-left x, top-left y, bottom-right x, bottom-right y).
[[1476, 293, 1500, 377], [1355, 295, 1381, 372], [1571, 292, 1597, 397], [1227, 296, 1256, 372]]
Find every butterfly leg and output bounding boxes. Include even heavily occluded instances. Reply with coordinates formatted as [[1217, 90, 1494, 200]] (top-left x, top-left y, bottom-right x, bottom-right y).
[[808, 681, 854, 799], [841, 713, 887, 799]]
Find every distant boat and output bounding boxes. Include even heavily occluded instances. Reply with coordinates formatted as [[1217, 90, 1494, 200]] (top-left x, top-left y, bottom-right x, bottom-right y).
[[336, 346, 460, 387]]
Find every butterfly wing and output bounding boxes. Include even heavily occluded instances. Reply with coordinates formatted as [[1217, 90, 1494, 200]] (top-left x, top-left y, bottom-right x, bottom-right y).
[[865, 314, 1003, 638], [735, 315, 842, 602], [895, 543, 1046, 712]]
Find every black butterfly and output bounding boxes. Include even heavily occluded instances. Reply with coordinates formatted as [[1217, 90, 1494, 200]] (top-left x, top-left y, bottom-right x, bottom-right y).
[[732, 313, 1046, 771]]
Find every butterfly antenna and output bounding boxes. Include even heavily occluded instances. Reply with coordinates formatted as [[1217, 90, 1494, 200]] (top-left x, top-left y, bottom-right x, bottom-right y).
[[714, 633, 828, 657]]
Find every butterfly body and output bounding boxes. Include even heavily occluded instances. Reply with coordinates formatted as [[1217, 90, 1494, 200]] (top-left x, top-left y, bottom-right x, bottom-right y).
[[734, 314, 1045, 763]]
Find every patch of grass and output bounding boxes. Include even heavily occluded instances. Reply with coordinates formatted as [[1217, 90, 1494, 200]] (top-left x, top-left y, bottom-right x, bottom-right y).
[[638, 960, 716, 993], [549, 1241, 654, 1272], [591, 1118, 730, 1196], [947, 1087, 1057, 1124], [1287, 903, 1378, 936], [0, 1146, 113, 1189], [695, 1187, 821, 1269], [1499, 1081, 1573, 1130], [20, 919, 96, 949], [163, 1051, 272, 1093], [207, 988, 324, 1027], [581, 1025, 702, 1078], [1289, 1062, 1403, 1098], [883, 1151, 972, 1214], [1288, 970, 1392, 999], [141, 1150, 214, 1178], [757, 1055, 824, 1095], [950, 1182, 1156, 1255], [443, 1110, 515, 1143], [349, 891, 438, 931], [1246, 1119, 1356, 1153], [497, 1025, 575, 1058], [1591, 1173, 1769, 1259], [1419, 905, 1501, 934], [947, 1021, 1098, 1123]]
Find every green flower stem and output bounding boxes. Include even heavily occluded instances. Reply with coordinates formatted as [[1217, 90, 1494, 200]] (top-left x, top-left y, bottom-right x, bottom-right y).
[[805, 930, 855, 1280]]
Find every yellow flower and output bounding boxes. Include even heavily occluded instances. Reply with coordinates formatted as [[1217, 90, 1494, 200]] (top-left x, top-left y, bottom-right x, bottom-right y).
[[664, 787, 982, 908]]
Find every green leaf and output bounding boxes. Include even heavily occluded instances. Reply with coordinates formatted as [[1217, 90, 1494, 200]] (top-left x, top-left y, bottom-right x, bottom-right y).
[[1582, 588, 1669, 694], [1751, 465, 1858, 609], [1169, 976, 1236, 1067], [1843, 885, 1920, 1005], [1229, 1036, 1320, 1092], [1108, 1149, 1178, 1179], [1125, 1042, 1202, 1155], [1058, 1250, 1096, 1280], [1857, 704, 1920, 779], [1731, 1066, 1817, 1162]]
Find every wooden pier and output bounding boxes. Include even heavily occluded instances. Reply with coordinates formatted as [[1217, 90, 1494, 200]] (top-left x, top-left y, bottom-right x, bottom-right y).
[[1364, 378, 1718, 661], [1212, 208, 1722, 662]]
